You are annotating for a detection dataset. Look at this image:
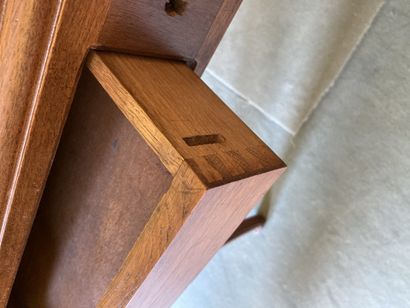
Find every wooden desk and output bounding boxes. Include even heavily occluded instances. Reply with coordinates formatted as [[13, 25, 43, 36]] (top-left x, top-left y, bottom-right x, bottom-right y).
[[0, 1, 285, 306]]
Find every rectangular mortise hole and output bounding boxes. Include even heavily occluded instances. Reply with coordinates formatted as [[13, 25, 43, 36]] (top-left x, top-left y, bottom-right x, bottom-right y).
[[183, 134, 225, 146]]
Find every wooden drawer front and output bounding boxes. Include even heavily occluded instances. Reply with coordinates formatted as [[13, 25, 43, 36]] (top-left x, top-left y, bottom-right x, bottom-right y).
[[11, 51, 285, 307], [0, 2, 241, 304]]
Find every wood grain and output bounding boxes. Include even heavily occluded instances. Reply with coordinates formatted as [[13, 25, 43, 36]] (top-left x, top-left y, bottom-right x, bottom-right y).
[[0, 0, 60, 239], [0, 2, 256, 306], [0, 0, 63, 304], [11, 69, 172, 308], [88, 51, 285, 187], [86, 51, 286, 306], [97, 0, 242, 74], [0, 4, 242, 302], [102, 166, 283, 307], [99, 162, 206, 307], [11, 51, 285, 307], [0, 0, 111, 305]]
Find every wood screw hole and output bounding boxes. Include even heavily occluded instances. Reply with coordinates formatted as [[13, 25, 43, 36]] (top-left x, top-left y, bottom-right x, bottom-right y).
[[165, 0, 187, 16], [183, 134, 225, 146]]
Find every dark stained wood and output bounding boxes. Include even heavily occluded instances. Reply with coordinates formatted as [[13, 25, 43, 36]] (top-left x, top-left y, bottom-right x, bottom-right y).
[[96, 0, 242, 74], [0, 1, 111, 305], [11, 69, 173, 308]]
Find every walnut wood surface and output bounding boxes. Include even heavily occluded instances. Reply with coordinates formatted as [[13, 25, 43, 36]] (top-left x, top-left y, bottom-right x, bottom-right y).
[[9, 52, 285, 307], [0, 2, 241, 305], [0, 1, 111, 305], [88, 52, 284, 187], [97, 0, 242, 73], [100, 162, 207, 307], [105, 167, 283, 308], [87, 51, 286, 306], [0, 0, 59, 217], [11, 69, 172, 307]]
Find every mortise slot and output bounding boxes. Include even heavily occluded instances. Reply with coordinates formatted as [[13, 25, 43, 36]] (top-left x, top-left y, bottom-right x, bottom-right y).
[[183, 134, 225, 146], [165, 0, 187, 16]]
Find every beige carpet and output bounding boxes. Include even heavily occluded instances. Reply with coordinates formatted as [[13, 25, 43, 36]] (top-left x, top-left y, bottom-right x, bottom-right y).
[[205, 0, 384, 136], [175, 0, 410, 307]]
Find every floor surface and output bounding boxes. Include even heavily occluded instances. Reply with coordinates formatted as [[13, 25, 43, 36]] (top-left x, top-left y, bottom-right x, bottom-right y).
[[174, 0, 410, 307]]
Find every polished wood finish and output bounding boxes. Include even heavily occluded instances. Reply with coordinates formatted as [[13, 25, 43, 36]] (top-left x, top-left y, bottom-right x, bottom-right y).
[[88, 52, 281, 186], [10, 51, 285, 307], [0, 1, 111, 305], [0, 2, 241, 305], [90, 51, 286, 307], [11, 70, 173, 307], [0, 0, 59, 215], [110, 168, 280, 308], [97, 0, 242, 73]]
